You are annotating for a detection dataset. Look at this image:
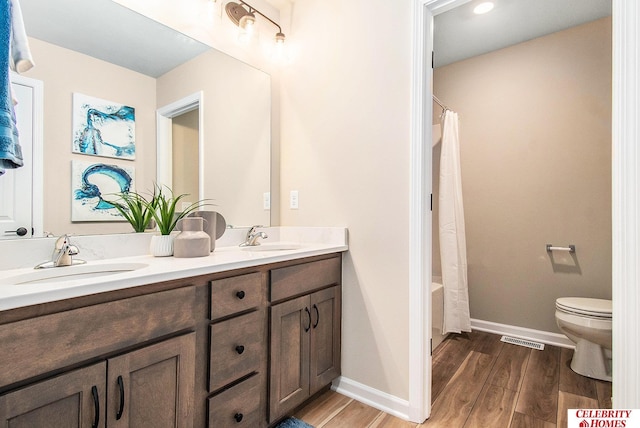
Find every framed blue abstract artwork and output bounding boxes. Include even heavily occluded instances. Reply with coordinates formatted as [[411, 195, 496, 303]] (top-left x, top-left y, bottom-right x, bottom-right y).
[[72, 93, 136, 160], [71, 160, 135, 222]]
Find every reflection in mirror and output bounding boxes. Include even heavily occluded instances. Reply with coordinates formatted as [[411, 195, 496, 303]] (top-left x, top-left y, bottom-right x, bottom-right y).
[[2, 0, 271, 240], [172, 110, 200, 203], [156, 51, 271, 228]]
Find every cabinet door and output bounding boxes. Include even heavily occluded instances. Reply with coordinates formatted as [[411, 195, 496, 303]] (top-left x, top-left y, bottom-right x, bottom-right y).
[[107, 333, 196, 428], [0, 362, 106, 428], [310, 286, 341, 395], [269, 295, 311, 422]]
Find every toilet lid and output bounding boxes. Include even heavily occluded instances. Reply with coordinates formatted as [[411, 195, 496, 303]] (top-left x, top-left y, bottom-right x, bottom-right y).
[[556, 297, 612, 318]]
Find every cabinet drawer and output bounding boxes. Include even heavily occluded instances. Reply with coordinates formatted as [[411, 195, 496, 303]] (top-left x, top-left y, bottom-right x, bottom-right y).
[[270, 257, 341, 302], [208, 374, 263, 427], [0, 286, 195, 388], [209, 310, 264, 392], [210, 272, 263, 320]]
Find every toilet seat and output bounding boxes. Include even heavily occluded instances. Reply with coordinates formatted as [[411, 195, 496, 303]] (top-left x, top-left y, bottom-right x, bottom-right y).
[[556, 297, 612, 319]]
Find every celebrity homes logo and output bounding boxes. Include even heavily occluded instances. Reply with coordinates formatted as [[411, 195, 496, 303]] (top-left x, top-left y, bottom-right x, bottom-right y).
[[568, 409, 640, 428]]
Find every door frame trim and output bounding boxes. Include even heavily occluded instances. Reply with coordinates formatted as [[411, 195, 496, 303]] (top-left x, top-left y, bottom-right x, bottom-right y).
[[9, 72, 44, 238], [409, 0, 634, 420]]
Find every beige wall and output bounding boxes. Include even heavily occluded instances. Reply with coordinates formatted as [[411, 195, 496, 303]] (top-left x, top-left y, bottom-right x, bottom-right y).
[[279, 0, 412, 399], [172, 109, 199, 204], [433, 18, 612, 333], [23, 38, 157, 236], [156, 49, 271, 228]]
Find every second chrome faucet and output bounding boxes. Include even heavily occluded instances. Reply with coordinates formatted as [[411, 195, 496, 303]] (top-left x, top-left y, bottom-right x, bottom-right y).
[[239, 225, 268, 247]]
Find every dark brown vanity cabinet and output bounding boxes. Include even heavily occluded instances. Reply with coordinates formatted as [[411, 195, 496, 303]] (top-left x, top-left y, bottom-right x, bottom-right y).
[[0, 286, 197, 428], [0, 252, 343, 428], [207, 272, 268, 427], [268, 256, 342, 423]]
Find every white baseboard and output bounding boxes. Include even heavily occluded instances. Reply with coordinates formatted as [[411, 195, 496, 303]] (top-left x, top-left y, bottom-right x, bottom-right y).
[[331, 376, 410, 421], [471, 318, 574, 349], [332, 320, 573, 424]]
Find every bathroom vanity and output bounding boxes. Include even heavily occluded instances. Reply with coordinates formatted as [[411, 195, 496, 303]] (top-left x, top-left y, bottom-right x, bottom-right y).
[[0, 229, 347, 427]]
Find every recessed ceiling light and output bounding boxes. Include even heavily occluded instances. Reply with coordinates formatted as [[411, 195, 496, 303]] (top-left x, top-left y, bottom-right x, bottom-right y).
[[473, 2, 495, 15]]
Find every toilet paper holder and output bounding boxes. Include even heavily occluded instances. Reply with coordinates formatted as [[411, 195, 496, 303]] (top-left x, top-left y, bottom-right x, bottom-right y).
[[546, 244, 576, 253]]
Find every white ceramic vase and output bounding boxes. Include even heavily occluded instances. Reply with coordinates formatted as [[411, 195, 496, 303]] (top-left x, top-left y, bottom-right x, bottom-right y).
[[150, 234, 174, 257]]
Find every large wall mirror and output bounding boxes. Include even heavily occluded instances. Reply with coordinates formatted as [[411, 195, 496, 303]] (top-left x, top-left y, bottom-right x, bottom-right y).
[[2, 0, 271, 240]]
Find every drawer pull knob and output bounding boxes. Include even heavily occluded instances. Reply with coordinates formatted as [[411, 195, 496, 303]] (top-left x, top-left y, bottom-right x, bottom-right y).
[[236, 290, 246, 299], [235, 345, 245, 354], [234, 413, 244, 422]]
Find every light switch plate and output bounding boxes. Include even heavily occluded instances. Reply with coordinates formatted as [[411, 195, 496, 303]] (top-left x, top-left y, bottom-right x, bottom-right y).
[[263, 192, 270, 210], [290, 190, 299, 209]]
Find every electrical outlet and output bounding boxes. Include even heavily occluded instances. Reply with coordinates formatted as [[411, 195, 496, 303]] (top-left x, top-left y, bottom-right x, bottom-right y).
[[290, 190, 299, 209], [263, 192, 271, 210]]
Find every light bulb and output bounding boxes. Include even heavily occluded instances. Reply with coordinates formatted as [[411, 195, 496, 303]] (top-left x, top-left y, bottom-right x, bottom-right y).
[[239, 14, 256, 32], [270, 33, 288, 64], [237, 14, 256, 44], [473, 2, 494, 14]]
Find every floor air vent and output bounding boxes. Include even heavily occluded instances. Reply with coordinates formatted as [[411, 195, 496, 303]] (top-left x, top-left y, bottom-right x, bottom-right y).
[[500, 336, 545, 350]]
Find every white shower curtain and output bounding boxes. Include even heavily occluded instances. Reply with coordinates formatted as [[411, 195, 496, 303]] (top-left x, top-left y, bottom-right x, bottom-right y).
[[439, 110, 471, 334]]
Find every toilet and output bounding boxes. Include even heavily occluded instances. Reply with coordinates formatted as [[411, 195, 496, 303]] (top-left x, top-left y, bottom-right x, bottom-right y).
[[555, 297, 612, 382]]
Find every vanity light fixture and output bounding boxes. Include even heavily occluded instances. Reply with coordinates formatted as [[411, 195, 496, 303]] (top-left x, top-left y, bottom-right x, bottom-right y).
[[225, 1, 285, 45], [473, 1, 495, 14]]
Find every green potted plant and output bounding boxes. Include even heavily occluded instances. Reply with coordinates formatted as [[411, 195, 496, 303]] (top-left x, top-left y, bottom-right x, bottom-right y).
[[110, 189, 158, 233], [147, 185, 209, 256], [150, 185, 204, 235], [111, 185, 208, 256]]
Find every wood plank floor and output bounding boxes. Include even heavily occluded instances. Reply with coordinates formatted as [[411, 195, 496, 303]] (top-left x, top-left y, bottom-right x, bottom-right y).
[[294, 331, 611, 428]]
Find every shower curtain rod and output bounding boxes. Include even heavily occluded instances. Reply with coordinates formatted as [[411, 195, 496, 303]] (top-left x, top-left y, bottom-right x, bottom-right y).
[[433, 94, 449, 111]]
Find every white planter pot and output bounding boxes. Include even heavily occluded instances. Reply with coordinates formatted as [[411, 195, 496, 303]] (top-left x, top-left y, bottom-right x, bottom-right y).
[[150, 234, 174, 257]]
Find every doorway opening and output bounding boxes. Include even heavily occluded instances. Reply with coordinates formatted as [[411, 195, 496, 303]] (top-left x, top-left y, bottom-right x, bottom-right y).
[[156, 91, 204, 204]]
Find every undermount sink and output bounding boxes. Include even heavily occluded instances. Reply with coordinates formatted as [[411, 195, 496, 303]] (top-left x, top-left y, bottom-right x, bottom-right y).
[[0, 262, 149, 285], [241, 243, 302, 252]]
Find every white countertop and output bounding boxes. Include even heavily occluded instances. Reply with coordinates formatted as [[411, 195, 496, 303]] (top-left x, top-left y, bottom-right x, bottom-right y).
[[0, 227, 348, 312]]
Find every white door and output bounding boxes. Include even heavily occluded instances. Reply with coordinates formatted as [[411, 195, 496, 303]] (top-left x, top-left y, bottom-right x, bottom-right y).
[[0, 74, 42, 239]]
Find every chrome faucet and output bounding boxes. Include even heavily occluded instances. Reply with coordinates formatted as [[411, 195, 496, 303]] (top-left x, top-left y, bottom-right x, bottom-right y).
[[239, 225, 268, 247], [35, 235, 86, 269]]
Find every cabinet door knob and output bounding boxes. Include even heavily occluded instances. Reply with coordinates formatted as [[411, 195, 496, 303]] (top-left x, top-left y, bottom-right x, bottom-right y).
[[116, 375, 125, 420], [236, 290, 246, 299], [91, 385, 100, 428], [235, 345, 245, 354], [304, 307, 311, 332], [234, 412, 244, 422], [312, 304, 320, 328]]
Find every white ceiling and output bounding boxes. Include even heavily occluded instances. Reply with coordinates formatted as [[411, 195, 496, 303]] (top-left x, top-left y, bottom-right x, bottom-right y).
[[21, 0, 611, 75], [20, 0, 210, 78], [434, 0, 612, 68]]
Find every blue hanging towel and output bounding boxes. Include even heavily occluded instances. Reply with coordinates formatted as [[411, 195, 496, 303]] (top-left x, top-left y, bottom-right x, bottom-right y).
[[0, 0, 23, 176]]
